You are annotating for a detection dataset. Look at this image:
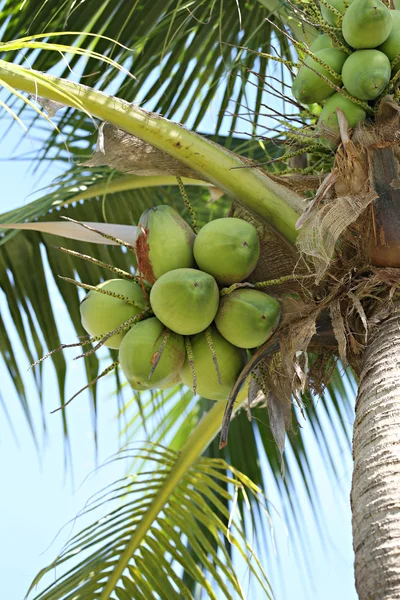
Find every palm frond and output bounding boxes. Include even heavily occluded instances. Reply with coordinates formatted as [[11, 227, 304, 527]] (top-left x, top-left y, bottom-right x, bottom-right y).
[[0, 0, 293, 142], [0, 168, 212, 245], [116, 353, 354, 567], [27, 443, 273, 600]]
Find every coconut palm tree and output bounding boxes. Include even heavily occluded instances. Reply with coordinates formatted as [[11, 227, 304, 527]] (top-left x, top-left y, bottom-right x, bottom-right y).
[[0, 1, 398, 598]]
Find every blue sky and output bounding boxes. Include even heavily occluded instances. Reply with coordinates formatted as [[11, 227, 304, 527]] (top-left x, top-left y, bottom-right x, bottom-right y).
[[0, 72, 358, 599]]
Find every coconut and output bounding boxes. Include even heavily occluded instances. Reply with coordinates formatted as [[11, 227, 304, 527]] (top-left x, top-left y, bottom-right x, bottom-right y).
[[193, 218, 260, 285], [128, 369, 181, 392], [317, 92, 367, 148], [135, 205, 195, 283], [320, 0, 355, 27], [80, 278, 147, 349], [150, 268, 219, 335], [157, 372, 182, 390], [215, 289, 281, 349], [309, 33, 334, 51], [127, 376, 149, 392], [119, 317, 185, 390], [342, 50, 391, 100], [292, 48, 348, 105], [342, 0, 392, 49], [179, 328, 246, 401], [378, 11, 400, 75]]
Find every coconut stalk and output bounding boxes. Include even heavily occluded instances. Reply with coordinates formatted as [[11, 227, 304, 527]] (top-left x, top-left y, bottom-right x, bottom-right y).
[[0, 59, 301, 244]]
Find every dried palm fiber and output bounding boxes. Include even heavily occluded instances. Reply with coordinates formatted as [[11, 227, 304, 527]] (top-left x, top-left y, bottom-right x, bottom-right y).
[[269, 172, 326, 195], [307, 351, 339, 397], [83, 122, 203, 179], [30, 94, 65, 117], [241, 355, 294, 459], [292, 98, 400, 372], [32, 93, 202, 179], [297, 97, 400, 284], [296, 141, 376, 283]]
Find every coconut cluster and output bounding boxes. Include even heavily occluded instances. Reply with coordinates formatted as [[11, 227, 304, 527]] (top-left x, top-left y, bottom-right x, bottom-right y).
[[79, 206, 281, 401], [292, 0, 400, 146]]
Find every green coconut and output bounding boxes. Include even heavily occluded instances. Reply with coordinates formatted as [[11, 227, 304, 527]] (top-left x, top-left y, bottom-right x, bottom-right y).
[[308, 103, 323, 117], [379, 11, 400, 75], [179, 328, 246, 401], [215, 289, 281, 349], [128, 369, 181, 392], [309, 33, 334, 51], [150, 268, 220, 335], [292, 48, 347, 105], [80, 278, 147, 349], [320, 0, 355, 26], [317, 92, 367, 148], [119, 317, 185, 390], [193, 218, 260, 285], [127, 376, 149, 392], [342, 50, 391, 100], [135, 205, 195, 283], [157, 372, 182, 390], [342, 0, 392, 48]]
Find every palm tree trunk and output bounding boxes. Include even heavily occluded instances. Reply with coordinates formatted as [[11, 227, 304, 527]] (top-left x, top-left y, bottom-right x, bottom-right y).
[[351, 303, 400, 599]]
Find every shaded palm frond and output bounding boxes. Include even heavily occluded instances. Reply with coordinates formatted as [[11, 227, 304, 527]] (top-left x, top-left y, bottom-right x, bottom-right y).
[[0, 0, 293, 144], [0, 168, 213, 245], [27, 443, 273, 600], [118, 362, 354, 563]]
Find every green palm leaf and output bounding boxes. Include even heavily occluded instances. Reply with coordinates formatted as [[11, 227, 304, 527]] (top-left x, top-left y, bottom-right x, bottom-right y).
[[27, 442, 273, 599], [119, 365, 354, 555], [0, 0, 293, 143]]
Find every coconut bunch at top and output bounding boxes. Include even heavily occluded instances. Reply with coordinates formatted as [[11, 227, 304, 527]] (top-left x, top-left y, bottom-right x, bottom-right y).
[[291, 0, 400, 147], [78, 205, 281, 402]]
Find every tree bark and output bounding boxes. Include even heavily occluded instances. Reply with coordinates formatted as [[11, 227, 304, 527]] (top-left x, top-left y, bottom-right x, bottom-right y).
[[352, 303, 400, 599]]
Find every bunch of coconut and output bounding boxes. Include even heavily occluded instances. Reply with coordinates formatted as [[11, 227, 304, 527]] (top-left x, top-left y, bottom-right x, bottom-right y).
[[79, 206, 281, 401], [292, 0, 400, 147]]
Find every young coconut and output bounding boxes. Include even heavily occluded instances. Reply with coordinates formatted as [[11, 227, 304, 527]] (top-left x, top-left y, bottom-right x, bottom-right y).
[[157, 372, 182, 390], [126, 371, 181, 392], [136, 205, 195, 283], [150, 268, 219, 335], [119, 317, 185, 390], [80, 278, 147, 349], [378, 11, 400, 75], [309, 33, 334, 51], [342, 50, 391, 100], [193, 218, 260, 285], [179, 328, 246, 401], [317, 92, 367, 148], [320, 0, 355, 26], [215, 289, 281, 349], [292, 48, 348, 105], [342, 0, 392, 49]]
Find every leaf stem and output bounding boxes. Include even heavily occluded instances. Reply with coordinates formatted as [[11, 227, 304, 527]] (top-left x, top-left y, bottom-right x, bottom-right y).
[[61, 174, 211, 206], [99, 392, 247, 599], [0, 60, 301, 244]]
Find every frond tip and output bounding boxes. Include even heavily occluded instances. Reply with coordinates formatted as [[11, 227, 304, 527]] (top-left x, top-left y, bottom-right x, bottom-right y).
[[27, 445, 274, 600]]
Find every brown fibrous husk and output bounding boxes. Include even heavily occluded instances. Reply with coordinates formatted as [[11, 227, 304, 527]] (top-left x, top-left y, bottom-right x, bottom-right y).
[[223, 98, 400, 448]]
